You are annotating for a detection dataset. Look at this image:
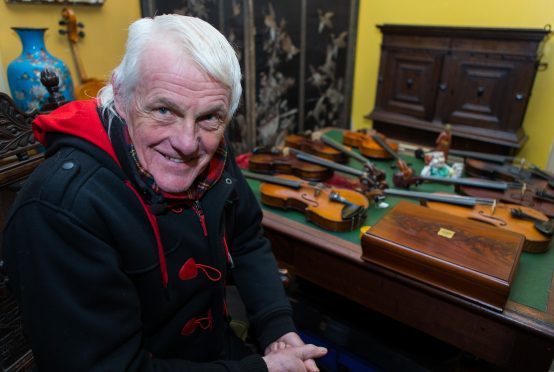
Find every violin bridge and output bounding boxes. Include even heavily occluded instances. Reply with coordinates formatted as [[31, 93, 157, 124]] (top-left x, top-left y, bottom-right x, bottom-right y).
[[313, 188, 321, 197], [521, 183, 527, 199]]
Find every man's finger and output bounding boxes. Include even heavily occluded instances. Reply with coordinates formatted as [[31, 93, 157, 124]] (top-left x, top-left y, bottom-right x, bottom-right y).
[[293, 344, 328, 360], [304, 357, 319, 372]]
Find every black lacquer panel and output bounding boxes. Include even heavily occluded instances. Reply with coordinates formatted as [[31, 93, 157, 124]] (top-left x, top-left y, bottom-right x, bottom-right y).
[[141, 0, 358, 153]]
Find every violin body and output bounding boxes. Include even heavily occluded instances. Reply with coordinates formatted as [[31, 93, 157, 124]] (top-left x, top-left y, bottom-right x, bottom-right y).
[[259, 174, 369, 232], [248, 153, 333, 182], [343, 130, 369, 147], [424, 199, 551, 253], [392, 172, 554, 218], [285, 134, 348, 164], [75, 79, 105, 100], [343, 130, 399, 159]]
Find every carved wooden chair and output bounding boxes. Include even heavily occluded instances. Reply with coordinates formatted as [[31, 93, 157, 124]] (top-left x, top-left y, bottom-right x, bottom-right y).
[[0, 70, 67, 372]]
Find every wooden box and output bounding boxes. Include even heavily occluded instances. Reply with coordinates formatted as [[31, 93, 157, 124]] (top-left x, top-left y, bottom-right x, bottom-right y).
[[361, 201, 524, 311]]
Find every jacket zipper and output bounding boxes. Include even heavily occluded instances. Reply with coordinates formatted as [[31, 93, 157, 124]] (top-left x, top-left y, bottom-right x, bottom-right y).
[[192, 201, 208, 237], [222, 231, 235, 269]]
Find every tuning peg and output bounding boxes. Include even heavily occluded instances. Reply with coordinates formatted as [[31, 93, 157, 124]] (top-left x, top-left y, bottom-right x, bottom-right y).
[[59, 20, 68, 26], [78, 31, 86, 38], [77, 22, 85, 28], [58, 29, 68, 35]]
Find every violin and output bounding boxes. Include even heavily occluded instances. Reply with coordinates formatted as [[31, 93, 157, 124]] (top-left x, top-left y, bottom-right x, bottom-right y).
[[59, 8, 105, 99], [343, 129, 399, 159], [384, 188, 552, 253], [289, 148, 389, 194], [284, 134, 348, 164], [457, 183, 554, 218], [319, 136, 388, 183], [362, 132, 415, 184], [465, 158, 530, 182], [393, 174, 554, 218], [248, 148, 333, 182], [464, 158, 554, 189], [242, 171, 369, 232]]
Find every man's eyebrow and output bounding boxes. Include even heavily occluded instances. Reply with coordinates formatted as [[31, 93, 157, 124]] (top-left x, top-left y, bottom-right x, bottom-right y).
[[156, 98, 181, 110], [198, 104, 227, 116]]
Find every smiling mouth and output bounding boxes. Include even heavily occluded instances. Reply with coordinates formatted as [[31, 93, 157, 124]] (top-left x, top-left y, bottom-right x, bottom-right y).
[[164, 155, 186, 163], [163, 153, 202, 165]]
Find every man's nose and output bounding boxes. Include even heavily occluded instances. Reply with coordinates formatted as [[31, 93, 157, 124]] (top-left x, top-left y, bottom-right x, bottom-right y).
[[172, 119, 200, 154]]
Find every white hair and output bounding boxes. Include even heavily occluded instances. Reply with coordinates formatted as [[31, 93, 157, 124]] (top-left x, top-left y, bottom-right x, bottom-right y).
[[98, 14, 242, 126]]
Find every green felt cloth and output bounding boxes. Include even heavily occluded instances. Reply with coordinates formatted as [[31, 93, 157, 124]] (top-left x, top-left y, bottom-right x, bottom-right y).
[[245, 130, 554, 311]]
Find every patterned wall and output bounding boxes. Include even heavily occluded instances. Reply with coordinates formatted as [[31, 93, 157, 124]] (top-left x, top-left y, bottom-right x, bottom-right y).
[[141, 0, 358, 154]]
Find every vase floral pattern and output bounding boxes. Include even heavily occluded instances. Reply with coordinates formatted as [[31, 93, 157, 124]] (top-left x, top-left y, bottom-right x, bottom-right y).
[[7, 27, 74, 112]]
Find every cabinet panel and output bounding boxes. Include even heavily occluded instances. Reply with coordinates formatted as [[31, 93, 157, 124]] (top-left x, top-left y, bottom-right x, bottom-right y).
[[377, 50, 442, 120], [437, 55, 535, 136]]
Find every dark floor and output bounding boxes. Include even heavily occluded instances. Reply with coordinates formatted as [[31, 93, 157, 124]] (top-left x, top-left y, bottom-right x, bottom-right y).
[[285, 278, 504, 372], [227, 277, 536, 372]]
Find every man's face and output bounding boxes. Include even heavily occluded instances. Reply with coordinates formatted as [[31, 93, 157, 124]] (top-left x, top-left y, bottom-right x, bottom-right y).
[[120, 44, 230, 194]]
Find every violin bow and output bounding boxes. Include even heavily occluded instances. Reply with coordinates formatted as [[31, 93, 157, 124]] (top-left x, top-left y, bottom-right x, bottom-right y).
[[383, 188, 496, 207], [417, 175, 522, 190], [242, 170, 303, 189]]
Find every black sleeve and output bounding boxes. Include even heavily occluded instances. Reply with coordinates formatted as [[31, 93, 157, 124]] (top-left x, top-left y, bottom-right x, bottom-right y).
[[224, 149, 297, 350], [3, 200, 267, 372]]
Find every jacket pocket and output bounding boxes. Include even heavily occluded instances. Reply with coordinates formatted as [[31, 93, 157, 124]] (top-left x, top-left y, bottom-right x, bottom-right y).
[[122, 238, 180, 275]]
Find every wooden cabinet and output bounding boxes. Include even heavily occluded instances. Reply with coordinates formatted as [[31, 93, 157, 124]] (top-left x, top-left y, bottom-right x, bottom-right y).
[[368, 25, 550, 154]]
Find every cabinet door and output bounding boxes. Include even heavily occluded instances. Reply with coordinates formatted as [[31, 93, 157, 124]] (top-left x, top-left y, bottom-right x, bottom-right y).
[[436, 55, 536, 133], [375, 50, 443, 120]]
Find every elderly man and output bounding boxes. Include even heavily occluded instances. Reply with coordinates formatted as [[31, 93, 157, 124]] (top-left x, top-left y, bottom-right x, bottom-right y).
[[3, 15, 326, 371]]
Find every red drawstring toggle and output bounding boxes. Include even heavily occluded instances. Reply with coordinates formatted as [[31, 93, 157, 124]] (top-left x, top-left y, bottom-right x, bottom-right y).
[[180, 309, 213, 336], [179, 257, 222, 282]]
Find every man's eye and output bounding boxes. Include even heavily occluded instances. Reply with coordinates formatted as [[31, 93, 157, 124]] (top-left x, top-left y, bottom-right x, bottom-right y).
[[157, 107, 170, 115], [198, 114, 224, 131], [203, 114, 221, 122]]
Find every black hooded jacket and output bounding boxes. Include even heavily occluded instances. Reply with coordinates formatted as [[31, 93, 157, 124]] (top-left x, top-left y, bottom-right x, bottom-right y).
[[3, 100, 295, 371]]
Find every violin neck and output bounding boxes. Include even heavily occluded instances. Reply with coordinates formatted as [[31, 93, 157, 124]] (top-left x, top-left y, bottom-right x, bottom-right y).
[[419, 176, 515, 190], [242, 170, 302, 189], [529, 165, 554, 181], [320, 136, 373, 166], [290, 149, 364, 177], [384, 189, 494, 207], [371, 134, 399, 160]]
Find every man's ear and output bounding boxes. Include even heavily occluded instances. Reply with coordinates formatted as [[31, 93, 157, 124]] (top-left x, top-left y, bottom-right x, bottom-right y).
[[113, 83, 127, 121]]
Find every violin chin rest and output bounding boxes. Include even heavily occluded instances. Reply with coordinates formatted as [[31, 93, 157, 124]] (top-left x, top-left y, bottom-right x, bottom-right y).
[[342, 204, 365, 220], [535, 219, 554, 237]]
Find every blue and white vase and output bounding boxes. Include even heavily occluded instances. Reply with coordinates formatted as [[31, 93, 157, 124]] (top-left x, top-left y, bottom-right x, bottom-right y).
[[7, 27, 74, 112]]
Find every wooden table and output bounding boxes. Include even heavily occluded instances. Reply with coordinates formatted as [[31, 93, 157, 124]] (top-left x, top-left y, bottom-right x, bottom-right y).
[[262, 207, 554, 371], [244, 128, 554, 370]]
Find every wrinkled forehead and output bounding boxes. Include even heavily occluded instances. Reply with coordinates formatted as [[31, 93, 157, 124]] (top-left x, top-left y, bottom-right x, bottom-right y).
[[139, 41, 229, 91], [139, 41, 196, 77]]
